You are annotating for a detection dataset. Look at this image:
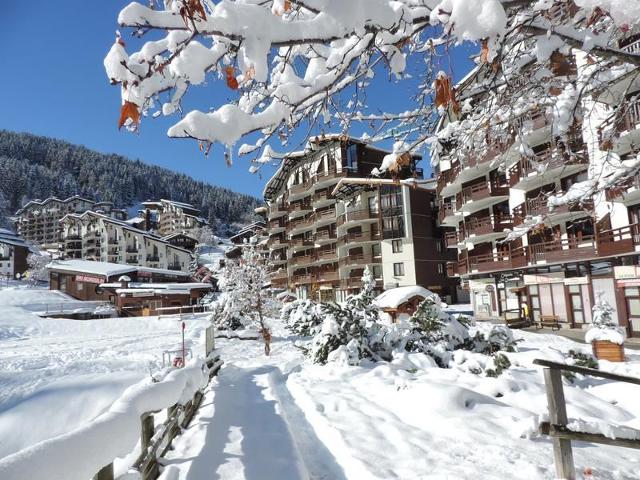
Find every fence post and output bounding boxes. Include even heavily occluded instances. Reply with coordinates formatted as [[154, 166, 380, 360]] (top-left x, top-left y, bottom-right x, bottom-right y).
[[93, 463, 114, 480], [141, 413, 155, 453], [205, 325, 215, 356], [543, 367, 575, 480]]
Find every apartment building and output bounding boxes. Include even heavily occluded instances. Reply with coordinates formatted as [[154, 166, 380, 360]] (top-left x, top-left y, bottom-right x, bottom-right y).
[[264, 136, 458, 303], [0, 229, 30, 279], [12, 196, 127, 249], [59, 211, 192, 272], [435, 30, 640, 337], [140, 199, 206, 236]]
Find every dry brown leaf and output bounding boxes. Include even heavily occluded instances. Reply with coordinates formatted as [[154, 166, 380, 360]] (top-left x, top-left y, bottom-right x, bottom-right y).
[[118, 101, 140, 130], [480, 39, 489, 64], [434, 76, 452, 108]]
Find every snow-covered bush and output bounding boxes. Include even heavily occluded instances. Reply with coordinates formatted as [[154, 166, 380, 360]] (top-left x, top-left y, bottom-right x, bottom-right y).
[[563, 349, 599, 382], [308, 276, 515, 375], [281, 299, 323, 336], [26, 253, 50, 284], [311, 267, 383, 365], [585, 292, 626, 345]]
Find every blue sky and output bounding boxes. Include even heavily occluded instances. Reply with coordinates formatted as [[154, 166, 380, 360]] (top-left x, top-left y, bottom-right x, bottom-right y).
[[0, 1, 475, 199]]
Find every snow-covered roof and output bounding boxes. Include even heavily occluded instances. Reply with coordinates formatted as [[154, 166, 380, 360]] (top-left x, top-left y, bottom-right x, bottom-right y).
[[0, 230, 30, 248], [162, 232, 198, 241], [374, 286, 434, 310], [15, 195, 95, 215], [137, 266, 192, 277], [125, 216, 145, 225], [46, 260, 137, 278]]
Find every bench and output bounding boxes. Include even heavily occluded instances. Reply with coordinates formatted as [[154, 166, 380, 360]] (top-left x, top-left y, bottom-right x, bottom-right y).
[[537, 314, 560, 330]]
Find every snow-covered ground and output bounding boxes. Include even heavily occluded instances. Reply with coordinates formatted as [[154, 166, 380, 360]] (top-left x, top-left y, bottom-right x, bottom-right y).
[[3, 290, 640, 479], [161, 321, 640, 480], [0, 289, 210, 459]]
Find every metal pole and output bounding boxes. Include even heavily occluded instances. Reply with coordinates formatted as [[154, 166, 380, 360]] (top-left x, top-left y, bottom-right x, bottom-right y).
[[181, 321, 185, 368]]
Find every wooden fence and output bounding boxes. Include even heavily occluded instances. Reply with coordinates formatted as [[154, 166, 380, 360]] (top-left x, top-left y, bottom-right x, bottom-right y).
[[533, 359, 640, 480]]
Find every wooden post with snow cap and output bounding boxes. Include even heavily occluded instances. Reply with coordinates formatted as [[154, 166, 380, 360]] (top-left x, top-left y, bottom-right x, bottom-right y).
[[542, 366, 575, 480]]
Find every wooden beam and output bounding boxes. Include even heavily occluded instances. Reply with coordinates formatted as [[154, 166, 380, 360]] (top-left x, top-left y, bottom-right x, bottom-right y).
[[540, 422, 640, 450], [543, 367, 575, 480], [533, 359, 640, 385]]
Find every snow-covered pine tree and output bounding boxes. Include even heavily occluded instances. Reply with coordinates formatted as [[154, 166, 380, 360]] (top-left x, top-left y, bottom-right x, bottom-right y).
[[26, 253, 50, 284], [311, 266, 383, 365]]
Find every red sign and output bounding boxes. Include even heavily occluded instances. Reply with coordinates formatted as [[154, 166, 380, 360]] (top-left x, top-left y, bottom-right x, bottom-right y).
[[75, 275, 103, 284]]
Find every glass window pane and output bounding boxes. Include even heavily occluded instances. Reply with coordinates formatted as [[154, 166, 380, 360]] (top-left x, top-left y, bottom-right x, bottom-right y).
[[629, 299, 640, 316], [569, 285, 579, 293], [529, 285, 538, 294], [625, 287, 640, 296], [531, 297, 540, 309], [572, 295, 582, 309], [573, 311, 584, 323]]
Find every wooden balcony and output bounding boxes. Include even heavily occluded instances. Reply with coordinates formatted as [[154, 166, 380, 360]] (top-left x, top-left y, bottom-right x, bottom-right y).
[[445, 231, 458, 248], [446, 261, 459, 277], [316, 270, 339, 282], [313, 189, 334, 203], [268, 204, 288, 219], [314, 230, 337, 243], [291, 255, 315, 267], [288, 202, 313, 215], [271, 271, 288, 281], [605, 175, 640, 202], [438, 202, 456, 224], [316, 249, 337, 261], [456, 181, 509, 210], [436, 164, 461, 195], [337, 230, 381, 246], [512, 195, 579, 225], [314, 208, 336, 223], [337, 209, 378, 227], [338, 253, 381, 268], [508, 147, 588, 188], [512, 109, 551, 132], [461, 215, 513, 241], [288, 215, 314, 232], [267, 237, 289, 249], [597, 224, 640, 257], [529, 236, 597, 264], [268, 218, 288, 230], [289, 237, 314, 248]]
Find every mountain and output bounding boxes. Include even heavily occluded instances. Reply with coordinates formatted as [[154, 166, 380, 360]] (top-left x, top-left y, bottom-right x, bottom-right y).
[[0, 130, 261, 234]]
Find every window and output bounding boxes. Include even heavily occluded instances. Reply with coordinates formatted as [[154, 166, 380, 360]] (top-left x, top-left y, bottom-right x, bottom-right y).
[[371, 243, 381, 257], [77, 282, 84, 292], [346, 144, 358, 171], [393, 262, 405, 276], [436, 241, 442, 252], [437, 263, 444, 274], [392, 239, 403, 253], [368, 196, 378, 214]]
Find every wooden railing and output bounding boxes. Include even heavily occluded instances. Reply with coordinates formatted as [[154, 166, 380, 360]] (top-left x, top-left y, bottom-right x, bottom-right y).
[[533, 359, 640, 480], [337, 209, 378, 227], [508, 148, 588, 187], [438, 202, 455, 223], [338, 253, 381, 267], [529, 235, 597, 264], [457, 181, 509, 209], [337, 230, 381, 245], [597, 224, 640, 256], [445, 231, 458, 247]]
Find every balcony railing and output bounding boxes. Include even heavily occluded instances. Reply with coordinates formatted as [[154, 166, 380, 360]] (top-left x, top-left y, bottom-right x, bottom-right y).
[[146, 255, 160, 262], [596, 224, 640, 257], [338, 253, 381, 267], [456, 181, 508, 209], [508, 148, 588, 188], [314, 208, 336, 222], [268, 205, 288, 218], [512, 194, 580, 225], [438, 202, 455, 223], [291, 255, 315, 266], [529, 236, 597, 264], [337, 230, 381, 246], [461, 214, 513, 240], [314, 230, 337, 242], [621, 39, 640, 54], [445, 231, 458, 248], [167, 264, 183, 271], [605, 175, 640, 201], [289, 237, 314, 248], [337, 209, 378, 227]]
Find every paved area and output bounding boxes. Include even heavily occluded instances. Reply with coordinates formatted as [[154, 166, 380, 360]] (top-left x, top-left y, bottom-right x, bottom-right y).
[[522, 326, 640, 351]]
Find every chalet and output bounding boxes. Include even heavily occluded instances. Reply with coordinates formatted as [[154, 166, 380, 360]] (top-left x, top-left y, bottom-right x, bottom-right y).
[[0, 229, 30, 279]]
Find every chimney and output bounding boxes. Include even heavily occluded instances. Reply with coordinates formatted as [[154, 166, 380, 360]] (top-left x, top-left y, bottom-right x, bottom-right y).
[[118, 275, 131, 289], [145, 209, 151, 231]]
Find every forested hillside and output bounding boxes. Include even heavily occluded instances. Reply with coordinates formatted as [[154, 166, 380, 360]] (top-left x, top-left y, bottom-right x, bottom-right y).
[[0, 131, 260, 234]]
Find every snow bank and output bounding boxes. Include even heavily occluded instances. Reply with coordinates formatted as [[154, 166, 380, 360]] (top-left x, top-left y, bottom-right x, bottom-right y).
[[0, 359, 211, 480]]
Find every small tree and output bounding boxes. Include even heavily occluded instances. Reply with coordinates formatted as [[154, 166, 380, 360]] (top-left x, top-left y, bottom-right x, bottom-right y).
[[311, 267, 383, 365], [26, 253, 50, 284], [212, 242, 276, 355]]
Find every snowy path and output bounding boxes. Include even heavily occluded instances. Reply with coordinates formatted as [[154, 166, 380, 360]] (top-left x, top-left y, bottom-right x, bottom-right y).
[[162, 329, 640, 480], [160, 337, 346, 480]]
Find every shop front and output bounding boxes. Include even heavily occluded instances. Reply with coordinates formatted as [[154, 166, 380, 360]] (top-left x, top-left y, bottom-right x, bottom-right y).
[[614, 266, 640, 337]]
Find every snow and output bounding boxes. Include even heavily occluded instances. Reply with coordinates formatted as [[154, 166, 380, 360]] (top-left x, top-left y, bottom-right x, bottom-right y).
[[585, 327, 627, 345], [573, 1, 640, 27], [373, 285, 433, 309], [429, 0, 507, 43], [0, 357, 213, 480], [0, 292, 211, 460], [46, 259, 136, 278], [154, 321, 640, 480]]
